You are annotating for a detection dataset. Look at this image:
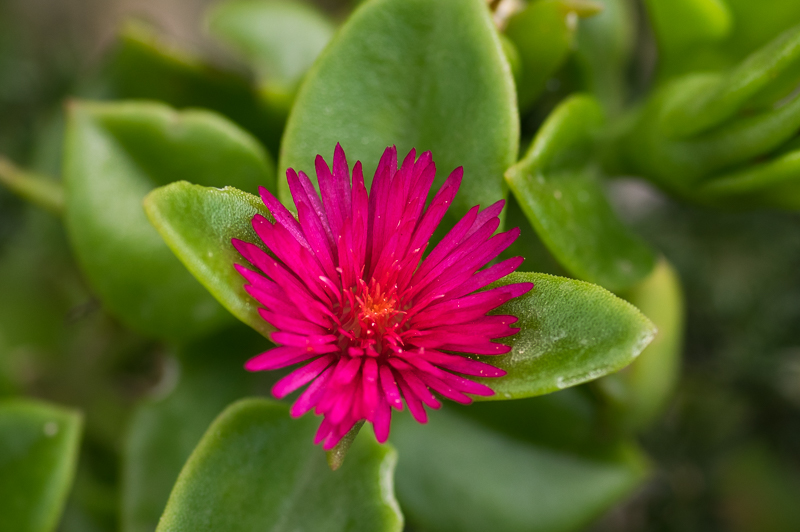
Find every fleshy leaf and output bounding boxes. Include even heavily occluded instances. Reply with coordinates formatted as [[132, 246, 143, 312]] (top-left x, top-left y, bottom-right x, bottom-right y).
[[0, 398, 83, 532], [391, 408, 649, 532], [105, 21, 285, 154], [505, 0, 600, 111], [608, 259, 685, 431], [475, 272, 657, 400], [144, 183, 273, 338], [644, 0, 732, 80], [573, 0, 636, 116], [121, 327, 269, 532], [156, 398, 403, 532], [506, 95, 656, 291], [280, 0, 518, 224], [206, 0, 335, 107], [63, 101, 275, 341], [696, 149, 800, 210]]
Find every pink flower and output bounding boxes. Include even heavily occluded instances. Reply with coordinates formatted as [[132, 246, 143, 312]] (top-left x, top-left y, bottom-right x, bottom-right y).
[[233, 145, 532, 449]]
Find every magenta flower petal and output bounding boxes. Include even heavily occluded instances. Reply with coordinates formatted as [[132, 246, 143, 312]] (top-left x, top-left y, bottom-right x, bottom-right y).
[[234, 144, 532, 448]]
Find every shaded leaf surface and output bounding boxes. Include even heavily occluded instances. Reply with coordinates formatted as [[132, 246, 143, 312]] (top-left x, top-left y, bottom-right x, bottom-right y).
[[391, 408, 648, 532], [207, 0, 335, 102], [63, 101, 274, 341], [0, 398, 82, 532], [105, 22, 285, 154], [156, 398, 403, 532], [121, 327, 270, 532]]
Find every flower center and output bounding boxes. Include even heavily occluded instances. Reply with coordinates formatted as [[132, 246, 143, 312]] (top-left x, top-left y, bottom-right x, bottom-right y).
[[339, 278, 406, 358]]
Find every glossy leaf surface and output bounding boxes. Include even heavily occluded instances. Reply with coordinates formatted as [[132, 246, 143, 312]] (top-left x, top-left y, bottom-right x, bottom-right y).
[[391, 408, 648, 532], [145, 183, 273, 338], [63, 101, 274, 341], [476, 271, 656, 400], [207, 0, 335, 104], [507, 95, 656, 291], [0, 398, 82, 532], [280, 0, 518, 224], [156, 398, 403, 532]]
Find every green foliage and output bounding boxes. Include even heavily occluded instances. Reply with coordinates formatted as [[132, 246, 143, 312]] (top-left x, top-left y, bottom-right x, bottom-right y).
[[392, 408, 648, 532], [606, 259, 685, 431], [0, 398, 82, 532], [62, 101, 274, 341], [145, 182, 274, 339], [280, 0, 518, 225], [507, 95, 656, 291], [156, 398, 403, 532], [608, 23, 800, 208], [476, 272, 656, 399], [505, 0, 602, 112], [121, 327, 269, 532], [104, 21, 285, 154], [207, 0, 335, 108]]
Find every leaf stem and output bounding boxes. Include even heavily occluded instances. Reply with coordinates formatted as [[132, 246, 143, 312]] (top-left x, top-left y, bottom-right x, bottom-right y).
[[0, 155, 64, 216]]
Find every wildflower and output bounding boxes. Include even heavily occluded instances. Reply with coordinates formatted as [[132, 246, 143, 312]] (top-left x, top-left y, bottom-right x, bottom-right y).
[[233, 144, 532, 449]]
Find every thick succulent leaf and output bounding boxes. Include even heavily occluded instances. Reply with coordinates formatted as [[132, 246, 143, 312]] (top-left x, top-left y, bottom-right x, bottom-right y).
[[475, 272, 656, 400], [105, 21, 285, 154], [506, 95, 656, 291], [660, 23, 800, 139], [697, 149, 800, 210], [206, 0, 335, 105], [391, 408, 649, 532], [613, 259, 685, 431], [574, 0, 636, 116], [0, 398, 83, 532], [280, 0, 518, 224], [121, 327, 269, 532], [63, 101, 274, 341], [644, 0, 731, 65], [156, 398, 403, 532], [144, 183, 273, 338], [504, 0, 578, 111]]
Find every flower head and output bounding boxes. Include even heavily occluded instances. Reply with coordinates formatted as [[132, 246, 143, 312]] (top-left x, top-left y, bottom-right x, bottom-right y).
[[233, 144, 532, 449]]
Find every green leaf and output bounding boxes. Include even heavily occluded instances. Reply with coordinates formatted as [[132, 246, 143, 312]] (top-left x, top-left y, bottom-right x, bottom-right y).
[[613, 259, 685, 431], [475, 271, 656, 400], [696, 149, 800, 210], [280, 0, 518, 224], [506, 95, 656, 291], [121, 326, 269, 532], [391, 408, 649, 532], [0, 398, 83, 532], [573, 0, 636, 116], [505, 0, 601, 111], [608, 25, 800, 196], [156, 398, 403, 532], [644, 0, 731, 60], [660, 23, 800, 139], [144, 183, 273, 338], [207, 0, 335, 107], [105, 21, 285, 154], [63, 101, 275, 341]]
